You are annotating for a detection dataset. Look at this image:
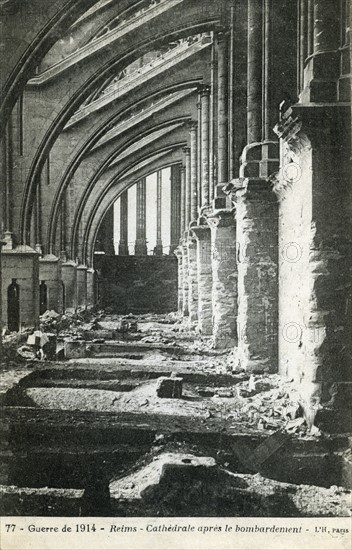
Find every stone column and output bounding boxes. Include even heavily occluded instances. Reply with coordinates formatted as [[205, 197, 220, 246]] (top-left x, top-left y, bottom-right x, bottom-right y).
[[174, 246, 183, 313], [197, 96, 202, 207], [76, 265, 87, 309], [192, 225, 212, 335], [98, 205, 115, 255], [86, 268, 95, 308], [313, 0, 340, 53], [170, 164, 181, 253], [135, 178, 148, 255], [39, 254, 62, 313], [184, 147, 191, 228], [240, 0, 279, 182], [0, 241, 5, 352], [187, 231, 198, 325], [60, 192, 67, 259], [155, 170, 163, 256], [118, 191, 129, 255], [1, 246, 40, 331], [302, 0, 340, 102], [180, 165, 186, 233], [200, 86, 210, 208], [298, 0, 308, 94], [4, 117, 13, 238], [216, 32, 229, 190], [231, 178, 278, 372], [247, 0, 263, 144], [181, 238, 189, 317], [209, 38, 215, 201], [274, 102, 351, 418], [206, 211, 238, 349], [35, 175, 42, 254], [189, 123, 198, 221], [61, 260, 77, 312]]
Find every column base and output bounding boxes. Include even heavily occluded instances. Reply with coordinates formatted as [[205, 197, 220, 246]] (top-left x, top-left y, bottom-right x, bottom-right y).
[[134, 241, 148, 256], [39, 254, 62, 313], [154, 243, 163, 256], [2, 246, 40, 331], [118, 242, 129, 256]]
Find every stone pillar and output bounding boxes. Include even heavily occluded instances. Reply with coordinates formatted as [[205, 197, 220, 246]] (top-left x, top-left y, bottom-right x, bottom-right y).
[[207, 211, 238, 349], [302, 0, 340, 102], [209, 38, 215, 201], [192, 225, 212, 335], [1, 245, 40, 331], [189, 123, 198, 221], [35, 175, 42, 254], [135, 178, 148, 255], [174, 246, 183, 314], [274, 103, 351, 413], [184, 147, 191, 228], [155, 170, 163, 256], [76, 265, 87, 309], [100, 204, 115, 255], [181, 238, 189, 317], [187, 232, 198, 324], [217, 32, 229, 189], [39, 254, 62, 313], [200, 86, 210, 208], [180, 165, 186, 233], [118, 191, 129, 256], [197, 95, 202, 207], [247, 0, 263, 144], [240, 0, 279, 185], [298, 0, 308, 94], [313, 0, 340, 53], [0, 241, 4, 352], [61, 260, 77, 312], [170, 164, 181, 253], [60, 192, 68, 259], [86, 268, 95, 308], [231, 178, 278, 373]]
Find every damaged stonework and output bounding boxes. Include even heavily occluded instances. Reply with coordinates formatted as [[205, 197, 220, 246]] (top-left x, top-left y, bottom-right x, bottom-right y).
[[187, 231, 198, 325], [274, 103, 352, 416], [206, 210, 238, 349], [173, 246, 184, 314], [181, 238, 189, 318], [109, 452, 352, 517], [226, 179, 278, 372], [192, 224, 213, 335]]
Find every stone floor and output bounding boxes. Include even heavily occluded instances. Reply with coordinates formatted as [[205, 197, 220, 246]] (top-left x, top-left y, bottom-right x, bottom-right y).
[[0, 311, 351, 517]]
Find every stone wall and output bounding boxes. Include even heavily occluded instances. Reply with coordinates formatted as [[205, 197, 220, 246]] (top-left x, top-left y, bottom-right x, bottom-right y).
[[94, 255, 178, 314]]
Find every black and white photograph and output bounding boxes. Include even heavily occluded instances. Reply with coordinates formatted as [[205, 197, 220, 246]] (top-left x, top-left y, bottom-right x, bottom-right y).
[[0, 0, 351, 548]]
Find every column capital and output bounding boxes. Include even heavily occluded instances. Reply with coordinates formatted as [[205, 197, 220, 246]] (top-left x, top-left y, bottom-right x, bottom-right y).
[[223, 178, 277, 204], [199, 84, 211, 96], [187, 120, 198, 132], [215, 29, 230, 42], [206, 209, 235, 229], [180, 164, 185, 173], [183, 146, 190, 155], [173, 246, 183, 260], [191, 224, 211, 241], [186, 232, 197, 248]]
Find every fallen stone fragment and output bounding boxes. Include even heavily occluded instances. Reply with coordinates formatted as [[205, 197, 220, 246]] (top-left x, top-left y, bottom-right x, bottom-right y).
[[216, 389, 234, 398], [156, 376, 183, 398], [109, 452, 352, 517]]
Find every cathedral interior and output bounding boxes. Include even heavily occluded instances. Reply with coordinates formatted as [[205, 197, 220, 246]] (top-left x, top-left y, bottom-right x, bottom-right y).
[[0, 0, 351, 518]]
